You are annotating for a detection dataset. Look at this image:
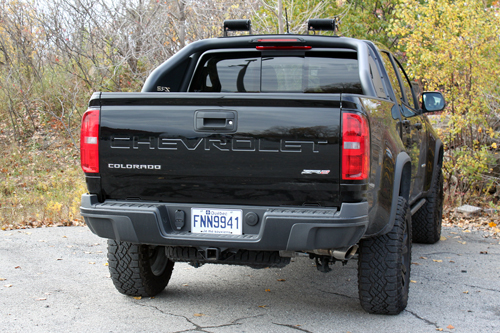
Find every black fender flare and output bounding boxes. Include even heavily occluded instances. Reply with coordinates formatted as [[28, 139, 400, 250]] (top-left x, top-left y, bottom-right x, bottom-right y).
[[373, 152, 412, 237], [431, 139, 444, 184]]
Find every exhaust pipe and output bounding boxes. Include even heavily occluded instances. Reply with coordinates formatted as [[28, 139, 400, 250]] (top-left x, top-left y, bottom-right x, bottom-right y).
[[331, 245, 358, 261], [311, 245, 358, 261]]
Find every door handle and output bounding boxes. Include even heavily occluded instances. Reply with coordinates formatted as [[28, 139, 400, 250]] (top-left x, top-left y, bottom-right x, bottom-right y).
[[195, 110, 237, 132]]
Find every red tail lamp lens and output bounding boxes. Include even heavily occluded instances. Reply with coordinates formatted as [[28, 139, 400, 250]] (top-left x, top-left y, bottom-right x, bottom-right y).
[[342, 112, 370, 180], [80, 109, 100, 173]]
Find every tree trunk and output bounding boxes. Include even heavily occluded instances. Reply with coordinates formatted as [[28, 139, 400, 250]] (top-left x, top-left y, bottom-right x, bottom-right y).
[[278, 0, 284, 34]]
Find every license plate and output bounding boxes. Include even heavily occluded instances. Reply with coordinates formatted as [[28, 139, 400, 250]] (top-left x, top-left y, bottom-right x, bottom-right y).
[[191, 208, 242, 235]]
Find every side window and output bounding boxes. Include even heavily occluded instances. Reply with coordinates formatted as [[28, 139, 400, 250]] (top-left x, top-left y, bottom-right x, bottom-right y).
[[380, 52, 403, 104], [368, 54, 387, 99], [394, 61, 417, 110]]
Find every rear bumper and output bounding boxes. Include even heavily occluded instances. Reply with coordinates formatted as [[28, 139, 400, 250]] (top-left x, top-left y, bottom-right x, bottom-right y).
[[80, 194, 368, 252]]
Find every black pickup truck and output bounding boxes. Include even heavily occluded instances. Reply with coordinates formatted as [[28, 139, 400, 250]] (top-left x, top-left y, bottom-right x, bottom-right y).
[[80, 19, 446, 315]]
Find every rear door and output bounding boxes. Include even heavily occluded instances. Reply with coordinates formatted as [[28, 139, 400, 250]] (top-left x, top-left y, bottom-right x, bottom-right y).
[[380, 52, 427, 203]]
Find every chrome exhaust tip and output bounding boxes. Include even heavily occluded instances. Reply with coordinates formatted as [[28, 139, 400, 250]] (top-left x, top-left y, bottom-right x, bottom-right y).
[[331, 245, 358, 261]]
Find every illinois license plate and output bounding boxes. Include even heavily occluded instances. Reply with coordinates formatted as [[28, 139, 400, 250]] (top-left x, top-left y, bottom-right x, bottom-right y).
[[191, 208, 242, 235]]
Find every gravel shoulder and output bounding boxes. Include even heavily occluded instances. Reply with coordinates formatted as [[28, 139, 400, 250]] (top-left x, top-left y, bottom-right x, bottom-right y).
[[0, 226, 499, 333]]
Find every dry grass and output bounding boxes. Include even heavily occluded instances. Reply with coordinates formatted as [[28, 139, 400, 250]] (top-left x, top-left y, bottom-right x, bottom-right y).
[[0, 136, 86, 230]]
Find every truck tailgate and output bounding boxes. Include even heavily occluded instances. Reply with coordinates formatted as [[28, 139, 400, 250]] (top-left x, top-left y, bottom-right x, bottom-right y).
[[96, 92, 341, 207]]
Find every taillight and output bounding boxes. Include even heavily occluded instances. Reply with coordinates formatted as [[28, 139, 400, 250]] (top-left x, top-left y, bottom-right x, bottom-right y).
[[80, 109, 100, 173], [342, 112, 370, 180], [256, 46, 312, 50]]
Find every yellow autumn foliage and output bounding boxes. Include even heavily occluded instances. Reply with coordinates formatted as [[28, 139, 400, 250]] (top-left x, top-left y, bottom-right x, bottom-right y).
[[390, 0, 500, 204]]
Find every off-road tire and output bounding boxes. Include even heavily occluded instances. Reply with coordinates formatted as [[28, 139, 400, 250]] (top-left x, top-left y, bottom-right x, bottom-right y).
[[358, 196, 412, 315], [412, 167, 443, 244], [107, 240, 174, 297]]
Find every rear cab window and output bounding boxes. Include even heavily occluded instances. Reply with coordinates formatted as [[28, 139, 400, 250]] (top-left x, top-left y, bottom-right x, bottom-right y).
[[189, 51, 362, 94]]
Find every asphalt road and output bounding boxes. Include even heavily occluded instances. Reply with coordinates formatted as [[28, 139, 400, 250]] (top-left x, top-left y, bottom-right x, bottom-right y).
[[1, 226, 499, 333]]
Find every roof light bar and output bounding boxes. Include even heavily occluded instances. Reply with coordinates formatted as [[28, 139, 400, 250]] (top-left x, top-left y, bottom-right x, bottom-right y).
[[223, 20, 252, 37], [307, 18, 339, 35]]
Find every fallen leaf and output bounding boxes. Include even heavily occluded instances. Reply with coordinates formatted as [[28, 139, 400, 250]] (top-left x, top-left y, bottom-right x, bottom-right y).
[[463, 230, 471, 233], [14, 266, 21, 269], [133, 296, 142, 300], [265, 289, 271, 292], [0, 278, 5, 281], [489, 222, 497, 228], [193, 313, 204, 317], [411, 280, 417, 283], [62, 236, 67, 238], [277, 279, 286, 282], [440, 236, 447, 241], [411, 262, 420, 265], [56, 258, 63, 261], [89, 262, 95, 265], [480, 251, 488, 254], [433, 259, 443, 263], [463, 291, 469, 294], [258, 305, 267, 308], [447, 325, 455, 329], [182, 284, 189, 286], [4, 284, 13, 288], [420, 256, 428, 260], [103, 263, 109, 266], [436, 329, 443, 331], [36, 298, 47, 301], [449, 260, 455, 263]]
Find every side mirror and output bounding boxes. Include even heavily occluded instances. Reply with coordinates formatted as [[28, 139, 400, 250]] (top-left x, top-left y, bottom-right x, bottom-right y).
[[422, 91, 446, 113]]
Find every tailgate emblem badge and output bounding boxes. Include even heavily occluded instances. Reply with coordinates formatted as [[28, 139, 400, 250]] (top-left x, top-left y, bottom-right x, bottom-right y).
[[301, 170, 330, 175]]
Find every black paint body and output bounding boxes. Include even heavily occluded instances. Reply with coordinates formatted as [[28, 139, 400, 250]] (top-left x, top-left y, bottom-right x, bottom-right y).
[[81, 34, 442, 251]]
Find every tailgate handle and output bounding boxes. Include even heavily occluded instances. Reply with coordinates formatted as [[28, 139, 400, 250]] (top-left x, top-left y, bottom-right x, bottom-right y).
[[195, 110, 237, 132]]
